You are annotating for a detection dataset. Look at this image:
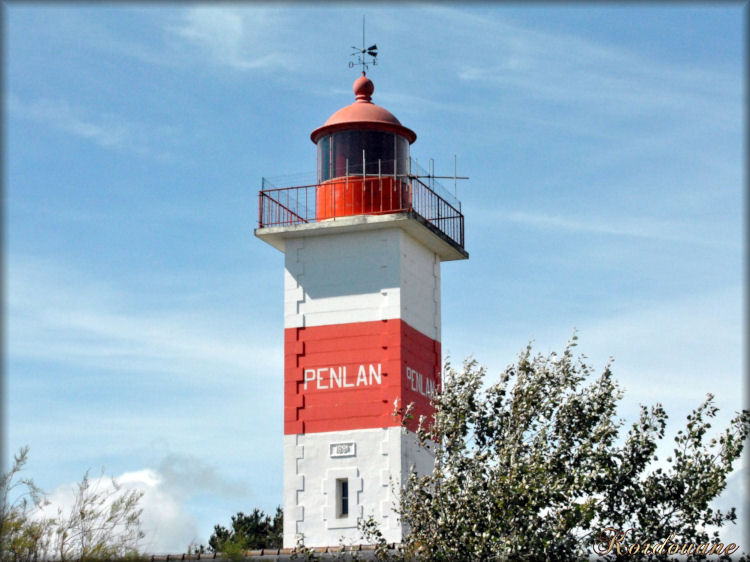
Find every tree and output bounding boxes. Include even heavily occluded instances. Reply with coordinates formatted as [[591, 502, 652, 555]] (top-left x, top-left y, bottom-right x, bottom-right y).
[[208, 507, 283, 554], [0, 447, 146, 562], [0, 446, 52, 562], [50, 470, 145, 561], [393, 337, 749, 561]]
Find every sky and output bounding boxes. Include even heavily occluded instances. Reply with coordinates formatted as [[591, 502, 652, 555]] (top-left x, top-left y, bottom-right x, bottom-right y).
[[3, 3, 746, 554]]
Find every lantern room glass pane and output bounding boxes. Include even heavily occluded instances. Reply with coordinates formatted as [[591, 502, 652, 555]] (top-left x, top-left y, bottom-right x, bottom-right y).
[[317, 131, 409, 182], [317, 135, 331, 183]]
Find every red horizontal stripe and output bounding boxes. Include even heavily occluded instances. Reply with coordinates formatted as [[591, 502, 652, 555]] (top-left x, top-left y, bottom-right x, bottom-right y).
[[284, 319, 439, 434]]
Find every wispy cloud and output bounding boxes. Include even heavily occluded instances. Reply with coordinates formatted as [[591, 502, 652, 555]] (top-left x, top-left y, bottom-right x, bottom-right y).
[[446, 283, 742, 411], [7, 256, 280, 379], [19, 7, 298, 75], [156, 452, 249, 499], [482, 209, 733, 247], [580, 287, 743, 402], [169, 7, 296, 72], [390, 5, 741, 163], [439, 8, 738, 120], [7, 94, 178, 159]]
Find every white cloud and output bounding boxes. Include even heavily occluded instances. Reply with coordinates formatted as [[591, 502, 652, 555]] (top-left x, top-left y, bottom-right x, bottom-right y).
[[170, 7, 296, 72], [37, 453, 245, 554], [6, 94, 177, 159]]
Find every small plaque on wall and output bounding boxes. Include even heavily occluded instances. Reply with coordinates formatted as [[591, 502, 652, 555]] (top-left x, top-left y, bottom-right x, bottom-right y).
[[329, 442, 356, 458]]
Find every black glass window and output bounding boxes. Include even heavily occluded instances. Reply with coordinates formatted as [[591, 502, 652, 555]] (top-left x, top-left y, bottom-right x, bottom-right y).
[[317, 130, 409, 182], [337, 478, 349, 517]]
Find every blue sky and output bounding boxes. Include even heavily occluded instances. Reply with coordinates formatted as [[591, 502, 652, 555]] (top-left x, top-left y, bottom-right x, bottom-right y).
[[4, 4, 745, 553]]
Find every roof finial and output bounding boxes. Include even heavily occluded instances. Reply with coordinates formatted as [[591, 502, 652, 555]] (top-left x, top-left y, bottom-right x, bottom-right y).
[[349, 15, 377, 74], [353, 73, 374, 103]]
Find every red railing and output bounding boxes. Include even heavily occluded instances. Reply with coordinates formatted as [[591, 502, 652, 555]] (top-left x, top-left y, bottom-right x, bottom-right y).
[[258, 175, 464, 249]]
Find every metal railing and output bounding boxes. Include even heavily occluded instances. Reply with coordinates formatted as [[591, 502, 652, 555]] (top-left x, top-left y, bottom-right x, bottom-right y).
[[258, 183, 316, 227], [258, 170, 464, 249]]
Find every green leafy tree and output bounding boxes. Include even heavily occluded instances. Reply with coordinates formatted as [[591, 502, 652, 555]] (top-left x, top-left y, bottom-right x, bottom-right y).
[[393, 337, 749, 561], [208, 507, 283, 554]]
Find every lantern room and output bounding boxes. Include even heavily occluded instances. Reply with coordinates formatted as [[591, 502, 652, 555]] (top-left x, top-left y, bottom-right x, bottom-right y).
[[310, 73, 416, 220], [257, 72, 466, 260]]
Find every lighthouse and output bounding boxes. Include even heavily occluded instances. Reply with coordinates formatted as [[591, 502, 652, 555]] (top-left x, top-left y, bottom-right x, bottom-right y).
[[255, 70, 467, 548]]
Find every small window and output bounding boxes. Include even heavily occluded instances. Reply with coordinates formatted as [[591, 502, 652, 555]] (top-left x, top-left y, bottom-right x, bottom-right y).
[[336, 478, 349, 518]]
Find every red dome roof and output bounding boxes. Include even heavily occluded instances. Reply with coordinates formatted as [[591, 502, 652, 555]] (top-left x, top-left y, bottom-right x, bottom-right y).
[[310, 73, 417, 144]]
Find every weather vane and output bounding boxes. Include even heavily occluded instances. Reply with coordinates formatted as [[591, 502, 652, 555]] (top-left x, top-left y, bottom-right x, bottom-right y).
[[349, 16, 377, 73]]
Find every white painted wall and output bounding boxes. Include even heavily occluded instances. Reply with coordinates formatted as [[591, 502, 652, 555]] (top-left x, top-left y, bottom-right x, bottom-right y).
[[283, 228, 441, 341], [399, 233, 441, 344], [282, 427, 434, 548], [281, 226, 442, 548]]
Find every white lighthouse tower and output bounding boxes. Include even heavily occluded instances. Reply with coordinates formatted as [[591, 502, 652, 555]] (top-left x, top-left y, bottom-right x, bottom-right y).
[[255, 70, 467, 548]]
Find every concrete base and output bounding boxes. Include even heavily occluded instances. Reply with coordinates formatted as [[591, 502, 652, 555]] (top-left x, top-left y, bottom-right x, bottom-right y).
[[283, 426, 433, 548]]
